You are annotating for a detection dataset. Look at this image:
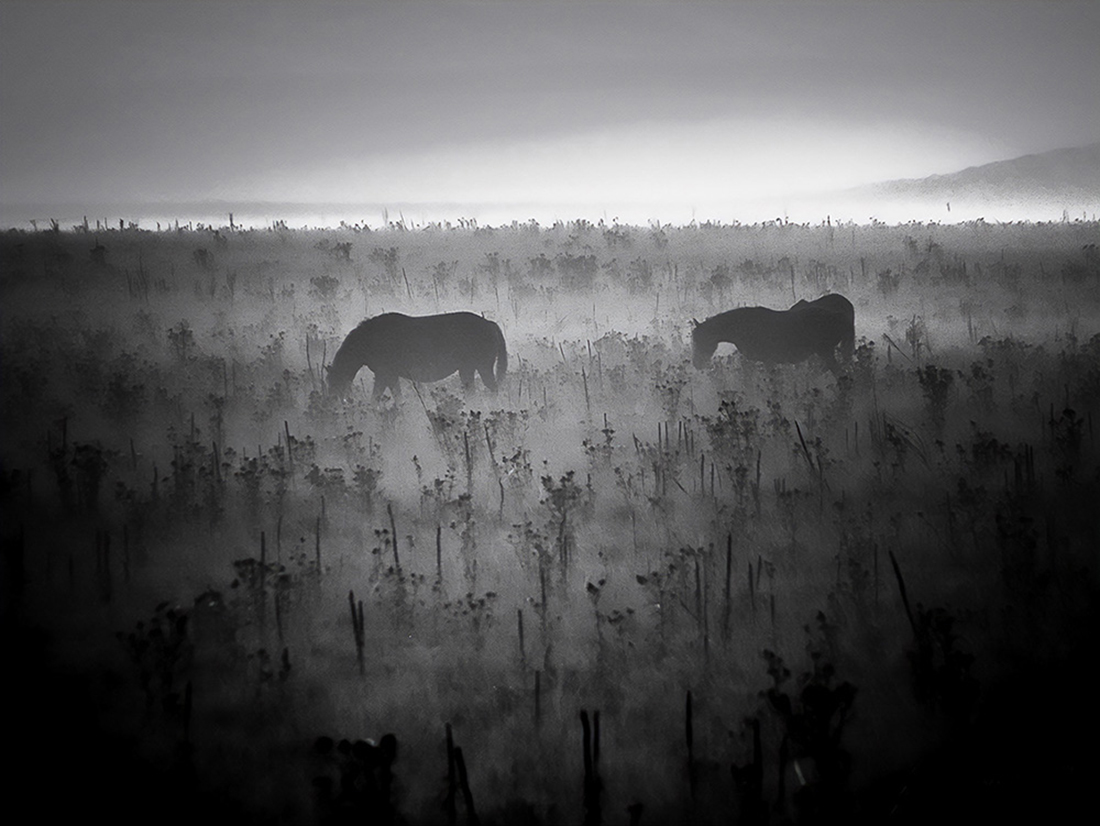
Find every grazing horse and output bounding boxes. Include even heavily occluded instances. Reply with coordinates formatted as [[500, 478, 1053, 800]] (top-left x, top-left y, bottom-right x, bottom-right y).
[[691, 293, 855, 374], [327, 312, 508, 400]]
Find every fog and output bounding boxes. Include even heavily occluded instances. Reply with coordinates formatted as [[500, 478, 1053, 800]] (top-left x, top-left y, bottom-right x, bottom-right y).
[[4, 216, 1099, 821]]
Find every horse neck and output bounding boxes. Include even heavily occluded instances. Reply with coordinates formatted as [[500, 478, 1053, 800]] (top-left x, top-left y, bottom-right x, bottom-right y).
[[704, 310, 749, 345], [329, 332, 367, 382]]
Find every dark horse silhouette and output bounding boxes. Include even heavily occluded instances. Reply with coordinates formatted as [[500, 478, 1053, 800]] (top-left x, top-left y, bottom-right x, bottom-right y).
[[691, 294, 855, 374], [327, 312, 508, 400]]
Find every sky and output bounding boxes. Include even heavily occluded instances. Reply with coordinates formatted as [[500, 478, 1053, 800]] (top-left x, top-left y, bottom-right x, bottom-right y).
[[1, 0, 1098, 226]]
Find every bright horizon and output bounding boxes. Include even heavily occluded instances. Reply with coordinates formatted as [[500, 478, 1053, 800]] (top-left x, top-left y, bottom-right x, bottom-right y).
[[2, 1, 1098, 227]]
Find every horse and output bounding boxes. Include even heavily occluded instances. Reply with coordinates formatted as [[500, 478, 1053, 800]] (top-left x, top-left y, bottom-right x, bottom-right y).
[[691, 293, 855, 374], [326, 312, 508, 400]]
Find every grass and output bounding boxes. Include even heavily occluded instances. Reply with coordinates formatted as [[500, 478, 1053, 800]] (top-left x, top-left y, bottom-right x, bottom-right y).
[[2, 215, 1099, 824]]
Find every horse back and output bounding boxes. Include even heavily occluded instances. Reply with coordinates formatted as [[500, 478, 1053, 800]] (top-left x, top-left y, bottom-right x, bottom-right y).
[[363, 312, 502, 382]]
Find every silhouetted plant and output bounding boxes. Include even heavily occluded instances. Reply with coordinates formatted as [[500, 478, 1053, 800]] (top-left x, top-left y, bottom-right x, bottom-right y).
[[540, 471, 585, 574], [368, 246, 400, 284], [118, 602, 193, 715], [311, 733, 399, 825], [1050, 407, 1083, 482], [309, 273, 340, 300], [906, 604, 978, 724], [167, 320, 195, 361], [761, 640, 857, 823], [71, 442, 109, 511], [917, 364, 955, 431]]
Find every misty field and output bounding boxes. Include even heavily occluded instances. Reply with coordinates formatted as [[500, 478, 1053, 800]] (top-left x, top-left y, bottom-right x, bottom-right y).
[[3, 216, 1099, 824]]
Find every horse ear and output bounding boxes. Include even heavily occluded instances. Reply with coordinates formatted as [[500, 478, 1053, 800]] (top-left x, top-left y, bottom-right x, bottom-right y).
[[324, 364, 331, 373]]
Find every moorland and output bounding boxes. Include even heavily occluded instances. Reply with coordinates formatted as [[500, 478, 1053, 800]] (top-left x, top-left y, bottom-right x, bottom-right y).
[[2, 215, 1098, 824]]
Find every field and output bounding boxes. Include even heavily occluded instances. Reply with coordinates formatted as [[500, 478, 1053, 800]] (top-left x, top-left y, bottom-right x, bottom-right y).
[[3, 216, 1099, 824]]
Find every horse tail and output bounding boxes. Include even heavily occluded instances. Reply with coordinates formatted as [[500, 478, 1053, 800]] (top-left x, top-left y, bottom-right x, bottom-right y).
[[493, 322, 508, 382]]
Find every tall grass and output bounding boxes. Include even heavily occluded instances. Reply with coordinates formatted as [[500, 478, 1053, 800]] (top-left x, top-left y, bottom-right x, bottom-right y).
[[3, 217, 1098, 823]]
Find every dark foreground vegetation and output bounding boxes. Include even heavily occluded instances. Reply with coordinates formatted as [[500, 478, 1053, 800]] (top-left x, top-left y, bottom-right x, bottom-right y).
[[3, 216, 1099, 824]]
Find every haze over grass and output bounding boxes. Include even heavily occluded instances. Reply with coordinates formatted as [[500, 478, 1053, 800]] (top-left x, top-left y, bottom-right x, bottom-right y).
[[4, 143, 1097, 231]]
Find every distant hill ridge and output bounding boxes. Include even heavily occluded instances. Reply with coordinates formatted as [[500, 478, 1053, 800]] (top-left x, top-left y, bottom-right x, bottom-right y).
[[866, 143, 1100, 200]]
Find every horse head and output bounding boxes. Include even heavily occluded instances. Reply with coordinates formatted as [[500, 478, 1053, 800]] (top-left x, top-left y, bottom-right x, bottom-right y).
[[324, 362, 353, 398], [690, 320, 717, 369]]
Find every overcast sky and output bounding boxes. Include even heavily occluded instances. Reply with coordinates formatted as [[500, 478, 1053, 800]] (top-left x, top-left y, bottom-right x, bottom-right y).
[[2, 1, 1098, 218]]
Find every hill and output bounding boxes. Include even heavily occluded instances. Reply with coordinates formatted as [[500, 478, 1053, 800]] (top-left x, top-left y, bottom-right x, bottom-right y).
[[850, 143, 1100, 220]]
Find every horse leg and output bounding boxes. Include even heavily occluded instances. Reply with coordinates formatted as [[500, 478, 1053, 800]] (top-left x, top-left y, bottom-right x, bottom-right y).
[[373, 374, 400, 401], [459, 367, 476, 393], [477, 361, 498, 392]]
